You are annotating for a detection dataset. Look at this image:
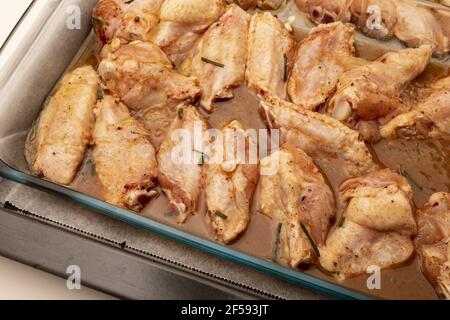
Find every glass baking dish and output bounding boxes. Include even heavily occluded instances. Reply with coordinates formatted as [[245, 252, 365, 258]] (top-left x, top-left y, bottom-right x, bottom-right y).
[[8, 0, 446, 300]]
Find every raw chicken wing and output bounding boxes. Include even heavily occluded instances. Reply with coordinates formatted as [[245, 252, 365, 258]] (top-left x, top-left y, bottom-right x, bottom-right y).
[[380, 75, 450, 141], [246, 12, 295, 99], [149, 0, 225, 64], [98, 41, 201, 110], [182, 5, 250, 112], [205, 120, 259, 243], [92, 0, 164, 45], [415, 192, 450, 299], [25, 66, 99, 185], [319, 169, 417, 280], [259, 146, 335, 267], [93, 95, 158, 211], [288, 22, 364, 110], [157, 105, 209, 223], [260, 95, 379, 180]]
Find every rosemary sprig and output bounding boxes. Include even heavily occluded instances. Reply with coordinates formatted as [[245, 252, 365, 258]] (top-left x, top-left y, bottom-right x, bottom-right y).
[[214, 210, 228, 219], [201, 57, 225, 68], [300, 222, 320, 257]]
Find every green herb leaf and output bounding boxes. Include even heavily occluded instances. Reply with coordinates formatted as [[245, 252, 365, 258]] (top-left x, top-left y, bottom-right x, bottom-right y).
[[91, 163, 96, 176], [92, 16, 109, 27], [178, 108, 184, 120], [338, 216, 346, 228], [193, 149, 209, 166], [201, 57, 225, 68], [97, 88, 104, 101], [214, 210, 228, 219], [273, 223, 283, 259], [164, 211, 174, 218], [300, 222, 320, 257], [283, 53, 288, 82], [398, 166, 423, 190]]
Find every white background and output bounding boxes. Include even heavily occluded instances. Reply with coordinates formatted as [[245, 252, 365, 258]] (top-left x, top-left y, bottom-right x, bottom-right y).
[[0, 0, 112, 300]]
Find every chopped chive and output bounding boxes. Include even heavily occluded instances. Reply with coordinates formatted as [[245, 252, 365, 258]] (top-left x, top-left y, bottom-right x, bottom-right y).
[[91, 163, 96, 176], [300, 222, 320, 257], [201, 57, 224, 68], [92, 16, 109, 27], [97, 88, 104, 101], [398, 166, 423, 190], [193, 149, 209, 166], [214, 210, 228, 219], [338, 216, 346, 228], [273, 223, 283, 259], [164, 211, 174, 218], [283, 53, 288, 82], [178, 108, 184, 120]]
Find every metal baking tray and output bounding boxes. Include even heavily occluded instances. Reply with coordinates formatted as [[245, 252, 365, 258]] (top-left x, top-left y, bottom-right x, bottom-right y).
[[2, 0, 423, 300]]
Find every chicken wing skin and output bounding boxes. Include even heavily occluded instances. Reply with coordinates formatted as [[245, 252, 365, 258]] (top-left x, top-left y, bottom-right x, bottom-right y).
[[149, 0, 225, 65], [349, 0, 397, 40], [259, 146, 335, 267], [92, 0, 164, 45], [25, 66, 99, 185], [157, 105, 209, 223], [230, 0, 286, 10], [319, 169, 417, 280], [98, 41, 201, 110], [246, 12, 295, 99], [395, 0, 449, 56], [93, 95, 158, 211], [380, 75, 450, 141], [295, 0, 352, 25], [327, 45, 432, 130], [415, 193, 450, 300], [205, 120, 259, 244], [288, 22, 365, 110], [182, 5, 250, 112], [260, 95, 379, 180]]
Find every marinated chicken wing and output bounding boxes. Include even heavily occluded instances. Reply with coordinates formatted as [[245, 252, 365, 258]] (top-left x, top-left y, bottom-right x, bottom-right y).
[[25, 66, 99, 185], [93, 96, 158, 211], [246, 12, 295, 99], [182, 5, 250, 112], [320, 169, 417, 280], [98, 41, 201, 110], [260, 95, 378, 180], [157, 105, 209, 223], [327, 45, 432, 133], [149, 0, 225, 65], [205, 120, 259, 244], [288, 22, 365, 110], [92, 0, 164, 45], [259, 146, 335, 267], [295, 0, 352, 25], [415, 193, 450, 300], [395, 0, 449, 56], [380, 75, 450, 141], [349, 0, 397, 40]]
